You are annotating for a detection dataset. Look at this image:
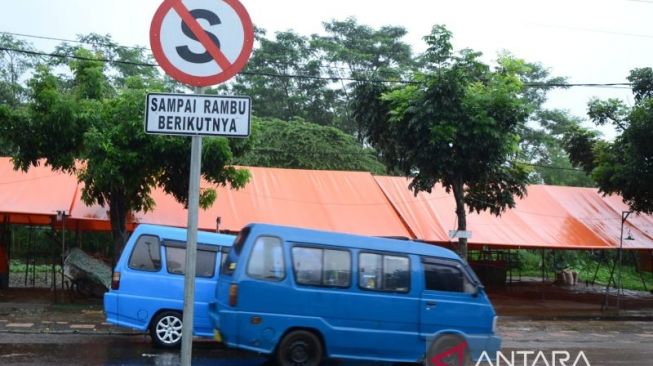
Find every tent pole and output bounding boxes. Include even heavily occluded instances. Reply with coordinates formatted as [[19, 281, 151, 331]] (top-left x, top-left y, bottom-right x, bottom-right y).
[[60, 212, 66, 292], [603, 211, 631, 311], [51, 217, 57, 302], [541, 249, 545, 283], [602, 253, 618, 311], [591, 250, 604, 286], [24, 228, 30, 287], [508, 249, 512, 285], [75, 221, 80, 250], [616, 211, 630, 313], [632, 250, 648, 292]]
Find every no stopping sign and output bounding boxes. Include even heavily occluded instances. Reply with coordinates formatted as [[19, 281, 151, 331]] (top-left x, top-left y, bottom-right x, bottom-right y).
[[150, 0, 254, 86]]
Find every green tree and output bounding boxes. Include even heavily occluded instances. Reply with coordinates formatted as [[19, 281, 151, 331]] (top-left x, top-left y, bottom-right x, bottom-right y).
[[314, 17, 413, 80], [0, 40, 250, 256], [352, 25, 531, 258], [226, 19, 414, 136], [235, 117, 385, 174], [499, 57, 594, 187], [313, 17, 414, 136], [521, 109, 595, 187], [228, 30, 339, 127], [0, 34, 39, 107], [50, 33, 157, 89], [0, 35, 40, 155], [567, 68, 653, 213]]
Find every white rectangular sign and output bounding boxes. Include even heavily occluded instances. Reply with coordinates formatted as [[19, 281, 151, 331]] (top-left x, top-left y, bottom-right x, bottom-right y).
[[449, 230, 472, 239], [145, 93, 251, 137]]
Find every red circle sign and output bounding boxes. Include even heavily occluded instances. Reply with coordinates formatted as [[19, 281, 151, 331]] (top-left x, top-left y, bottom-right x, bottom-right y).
[[150, 0, 254, 87]]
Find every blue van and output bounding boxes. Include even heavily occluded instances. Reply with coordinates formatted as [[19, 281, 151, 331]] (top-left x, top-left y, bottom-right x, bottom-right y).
[[104, 224, 234, 348], [209, 223, 500, 365]]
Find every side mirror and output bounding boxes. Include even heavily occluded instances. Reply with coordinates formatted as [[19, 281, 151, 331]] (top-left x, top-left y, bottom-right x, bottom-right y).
[[472, 284, 484, 298]]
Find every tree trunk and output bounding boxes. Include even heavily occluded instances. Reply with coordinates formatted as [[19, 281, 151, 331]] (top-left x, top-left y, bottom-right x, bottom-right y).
[[108, 189, 128, 268], [451, 178, 468, 260]]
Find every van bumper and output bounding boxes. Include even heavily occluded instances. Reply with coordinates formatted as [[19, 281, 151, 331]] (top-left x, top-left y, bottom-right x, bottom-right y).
[[103, 292, 118, 324], [213, 329, 223, 342], [208, 301, 224, 343]]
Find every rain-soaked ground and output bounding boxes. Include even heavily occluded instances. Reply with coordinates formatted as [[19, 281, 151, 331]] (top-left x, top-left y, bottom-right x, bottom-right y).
[[2, 276, 653, 365], [2, 320, 653, 365]]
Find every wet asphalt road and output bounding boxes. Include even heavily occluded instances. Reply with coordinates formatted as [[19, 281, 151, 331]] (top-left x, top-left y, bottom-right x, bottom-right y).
[[0, 333, 265, 366], [1, 320, 653, 365]]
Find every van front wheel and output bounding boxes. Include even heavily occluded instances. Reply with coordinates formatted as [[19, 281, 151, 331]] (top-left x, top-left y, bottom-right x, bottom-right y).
[[275, 330, 323, 366], [425, 335, 471, 366], [150, 311, 183, 349]]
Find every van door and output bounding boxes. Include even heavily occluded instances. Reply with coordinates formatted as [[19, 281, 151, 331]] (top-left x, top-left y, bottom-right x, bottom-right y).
[[116, 234, 165, 329], [231, 235, 291, 351], [419, 258, 490, 353], [350, 252, 420, 360]]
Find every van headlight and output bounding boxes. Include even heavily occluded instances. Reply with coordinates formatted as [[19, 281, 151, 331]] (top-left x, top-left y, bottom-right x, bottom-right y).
[[492, 316, 498, 333]]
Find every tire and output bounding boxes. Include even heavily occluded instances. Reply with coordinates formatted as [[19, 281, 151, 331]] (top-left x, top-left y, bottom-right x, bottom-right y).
[[425, 335, 470, 366], [149, 311, 183, 349], [275, 330, 323, 366]]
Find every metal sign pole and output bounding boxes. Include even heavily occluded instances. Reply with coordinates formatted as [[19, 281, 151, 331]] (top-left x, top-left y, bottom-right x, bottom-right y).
[[181, 87, 205, 366], [148, 2, 253, 362]]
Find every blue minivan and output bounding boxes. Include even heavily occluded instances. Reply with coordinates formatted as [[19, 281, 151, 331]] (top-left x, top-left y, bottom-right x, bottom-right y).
[[104, 224, 234, 348], [209, 223, 500, 365]]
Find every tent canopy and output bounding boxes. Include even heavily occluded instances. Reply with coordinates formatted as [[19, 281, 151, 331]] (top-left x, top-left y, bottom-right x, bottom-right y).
[[1, 157, 651, 250], [0, 160, 78, 226], [70, 166, 412, 238]]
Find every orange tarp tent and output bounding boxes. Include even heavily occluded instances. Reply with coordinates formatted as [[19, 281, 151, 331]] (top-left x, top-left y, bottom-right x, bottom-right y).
[[70, 166, 413, 238], [2, 157, 653, 250], [374, 176, 653, 250], [0, 159, 78, 227], [601, 194, 653, 247]]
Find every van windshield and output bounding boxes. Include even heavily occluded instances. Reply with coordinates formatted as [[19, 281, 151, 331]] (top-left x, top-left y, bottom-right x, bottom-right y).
[[221, 227, 250, 276]]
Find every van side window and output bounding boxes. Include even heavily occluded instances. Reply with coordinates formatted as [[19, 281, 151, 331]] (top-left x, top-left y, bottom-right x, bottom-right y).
[[128, 235, 161, 271], [359, 253, 409, 292], [292, 246, 351, 287], [165, 243, 217, 278], [423, 260, 475, 294], [247, 236, 285, 281]]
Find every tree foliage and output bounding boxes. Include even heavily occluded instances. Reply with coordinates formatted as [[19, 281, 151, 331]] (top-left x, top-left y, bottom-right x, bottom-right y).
[[567, 68, 653, 213], [228, 30, 339, 127], [0, 34, 41, 155], [0, 34, 39, 107], [235, 117, 385, 174], [352, 25, 533, 258], [499, 55, 595, 187], [314, 18, 414, 136], [0, 35, 250, 255], [225, 18, 414, 135], [521, 109, 596, 187], [314, 17, 413, 80]]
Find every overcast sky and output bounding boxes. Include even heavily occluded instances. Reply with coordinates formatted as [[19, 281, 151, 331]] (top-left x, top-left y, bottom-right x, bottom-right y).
[[2, 0, 652, 138]]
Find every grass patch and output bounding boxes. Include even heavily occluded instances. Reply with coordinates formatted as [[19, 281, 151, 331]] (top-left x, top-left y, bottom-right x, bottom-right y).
[[10, 260, 60, 273], [508, 250, 653, 292]]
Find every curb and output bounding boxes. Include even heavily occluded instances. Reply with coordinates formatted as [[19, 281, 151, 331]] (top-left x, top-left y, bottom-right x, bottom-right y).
[[499, 315, 653, 322], [0, 328, 141, 336]]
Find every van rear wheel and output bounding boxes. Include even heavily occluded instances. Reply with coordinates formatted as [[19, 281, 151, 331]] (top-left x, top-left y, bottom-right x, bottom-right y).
[[150, 311, 183, 349], [425, 335, 471, 366], [275, 330, 323, 366]]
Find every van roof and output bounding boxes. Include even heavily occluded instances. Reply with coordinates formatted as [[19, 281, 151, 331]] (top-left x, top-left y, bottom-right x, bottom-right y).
[[246, 223, 461, 261], [132, 224, 235, 246]]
